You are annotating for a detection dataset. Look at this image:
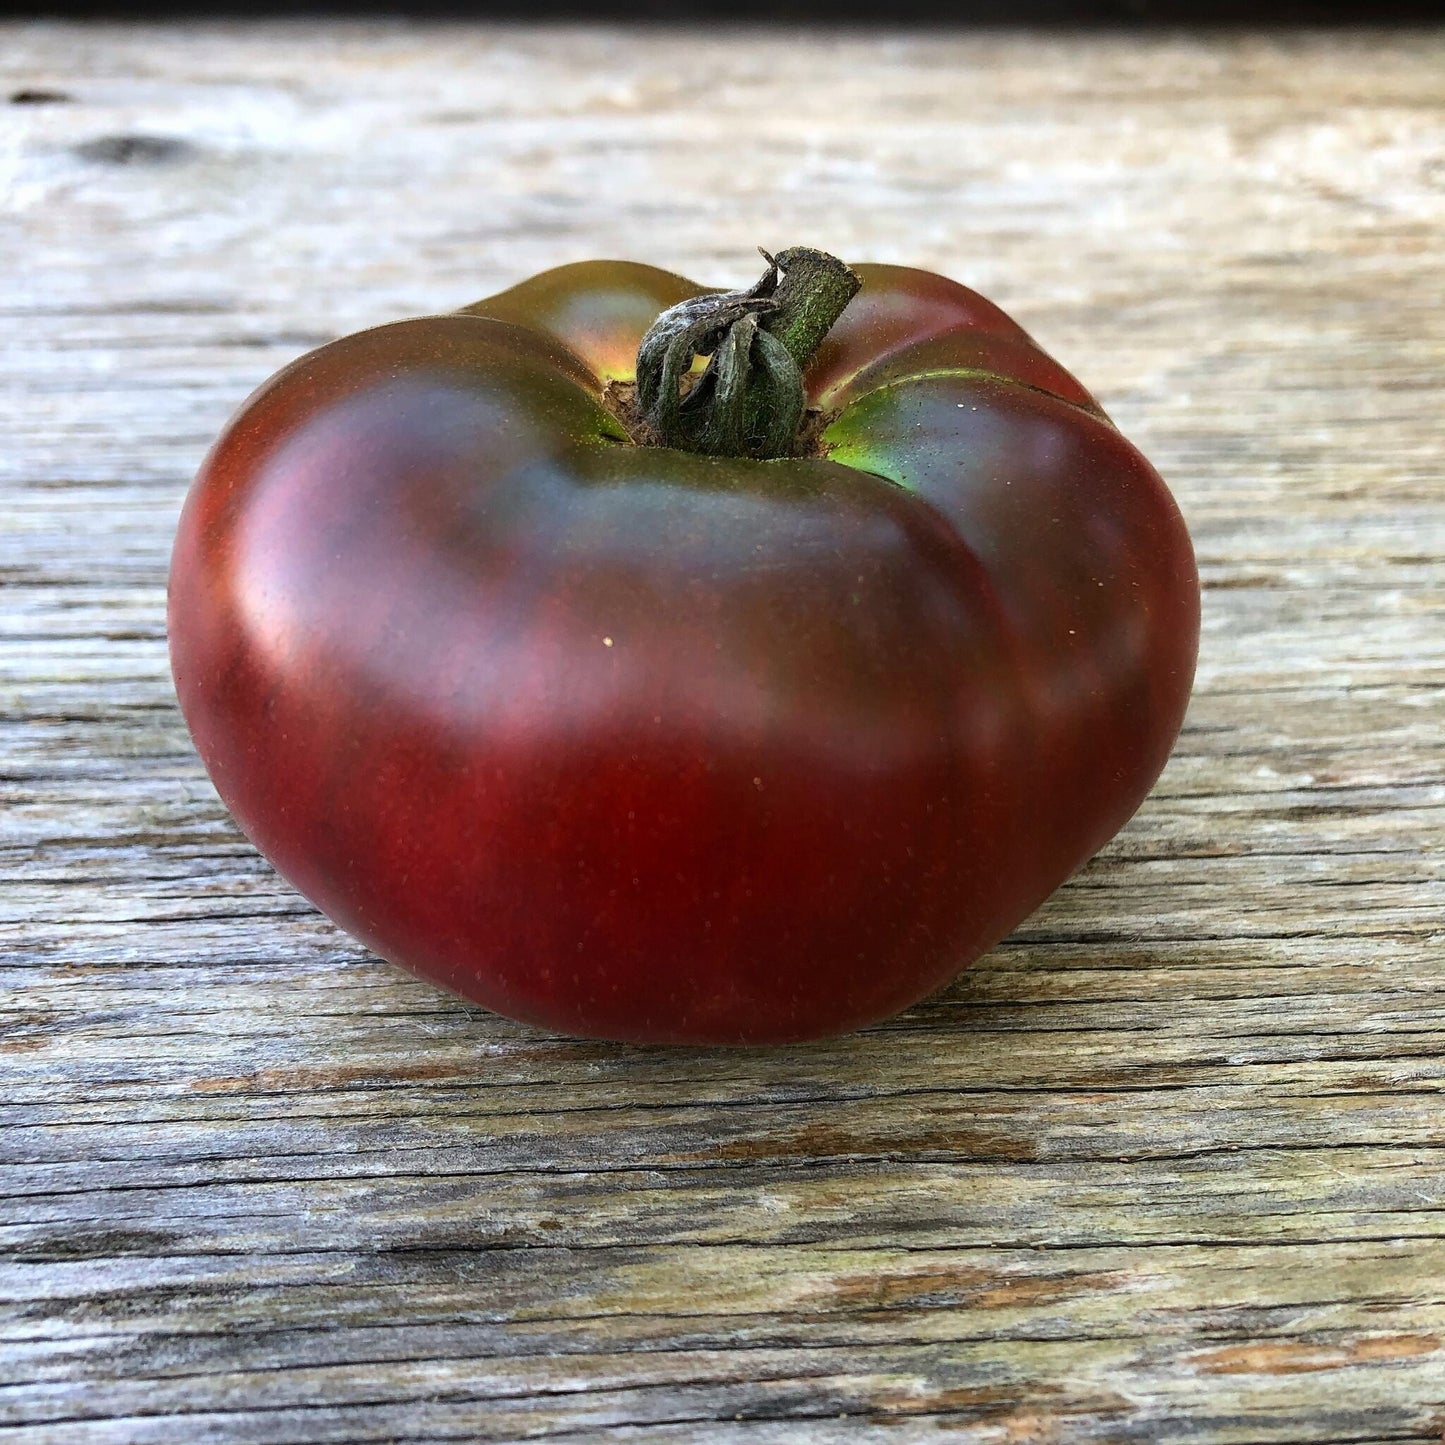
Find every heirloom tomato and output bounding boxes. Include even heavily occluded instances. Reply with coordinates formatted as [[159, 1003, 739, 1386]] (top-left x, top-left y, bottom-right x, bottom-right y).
[[169, 248, 1198, 1044]]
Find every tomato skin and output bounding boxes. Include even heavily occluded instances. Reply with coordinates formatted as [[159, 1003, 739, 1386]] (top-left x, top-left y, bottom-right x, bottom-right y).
[[169, 261, 1198, 1044]]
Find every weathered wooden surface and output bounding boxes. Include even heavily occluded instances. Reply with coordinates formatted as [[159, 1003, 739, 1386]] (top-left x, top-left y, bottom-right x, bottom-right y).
[[3, 20, 1444, 1443]]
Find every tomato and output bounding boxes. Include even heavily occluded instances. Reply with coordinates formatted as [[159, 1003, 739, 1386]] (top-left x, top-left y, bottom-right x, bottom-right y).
[[168, 249, 1198, 1045]]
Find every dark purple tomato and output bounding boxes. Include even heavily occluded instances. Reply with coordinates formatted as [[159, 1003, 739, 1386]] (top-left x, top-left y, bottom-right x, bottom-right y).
[[168, 253, 1198, 1044]]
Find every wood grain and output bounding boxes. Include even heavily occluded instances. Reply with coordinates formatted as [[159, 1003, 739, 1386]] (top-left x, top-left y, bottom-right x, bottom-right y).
[[2, 19, 1443, 1443]]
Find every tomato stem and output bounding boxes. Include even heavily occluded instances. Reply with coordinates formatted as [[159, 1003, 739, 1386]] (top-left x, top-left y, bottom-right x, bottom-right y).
[[634, 247, 859, 459], [762, 247, 861, 376]]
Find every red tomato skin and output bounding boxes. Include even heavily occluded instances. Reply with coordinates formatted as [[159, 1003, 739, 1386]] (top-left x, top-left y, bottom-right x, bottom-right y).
[[169, 263, 1198, 1044]]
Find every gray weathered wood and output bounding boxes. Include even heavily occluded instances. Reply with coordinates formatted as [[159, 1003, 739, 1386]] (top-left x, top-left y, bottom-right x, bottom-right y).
[[2, 19, 1444, 1444]]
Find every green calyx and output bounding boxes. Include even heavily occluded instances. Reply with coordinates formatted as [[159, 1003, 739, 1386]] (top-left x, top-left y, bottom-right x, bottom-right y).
[[634, 247, 860, 460]]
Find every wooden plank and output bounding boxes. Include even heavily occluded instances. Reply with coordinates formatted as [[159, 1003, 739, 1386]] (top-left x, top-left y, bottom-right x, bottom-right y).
[[2, 19, 1443, 1444]]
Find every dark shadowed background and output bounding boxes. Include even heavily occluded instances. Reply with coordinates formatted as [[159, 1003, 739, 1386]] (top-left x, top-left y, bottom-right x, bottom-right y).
[[6, 0, 1443, 20]]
